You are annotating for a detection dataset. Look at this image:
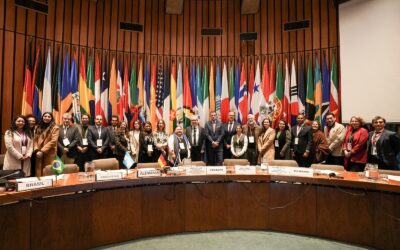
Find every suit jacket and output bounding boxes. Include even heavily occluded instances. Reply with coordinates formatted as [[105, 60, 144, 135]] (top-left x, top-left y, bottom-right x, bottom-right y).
[[343, 127, 368, 164], [223, 121, 240, 146], [324, 122, 345, 156], [87, 125, 110, 152], [242, 124, 261, 151], [205, 121, 224, 145], [291, 124, 313, 154], [185, 126, 206, 148], [57, 125, 80, 158], [367, 130, 400, 167]]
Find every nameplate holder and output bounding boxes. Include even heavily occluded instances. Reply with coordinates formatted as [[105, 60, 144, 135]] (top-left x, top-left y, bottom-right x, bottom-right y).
[[137, 168, 161, 178], [185, 166, 207, 176], [17, 179, 53, 192], [269, 166, 313, 177], [206, 166, 227, 175], [235, 165, 256, 175], [268, 166, 291, 175], [96, 172, 123, 181]]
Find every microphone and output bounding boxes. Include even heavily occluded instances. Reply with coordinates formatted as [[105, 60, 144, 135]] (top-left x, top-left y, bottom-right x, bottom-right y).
[[0, 170, 23, 180]]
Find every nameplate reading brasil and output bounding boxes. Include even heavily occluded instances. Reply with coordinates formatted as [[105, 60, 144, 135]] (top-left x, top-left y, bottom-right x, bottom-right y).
[[17, 179, 53, 192]]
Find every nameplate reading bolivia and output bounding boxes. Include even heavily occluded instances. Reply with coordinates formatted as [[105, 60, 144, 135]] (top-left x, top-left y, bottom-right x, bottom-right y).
[[235, 166, 256, 175], [96, 172, 123, 181], [137, 168, 161, 178], [206, 166, 227, 175], [185, 166, 207, 176], [17, 179, 53, 192]]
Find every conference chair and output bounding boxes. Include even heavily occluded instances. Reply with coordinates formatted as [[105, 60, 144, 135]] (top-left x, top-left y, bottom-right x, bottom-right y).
[[311, 164, 345, 172], [92, 158, 119, 171], [43, 164, 80, 176], [136, 162, 160, 169], [191, 161, 206, 166], [269, 160, 298, 167], [223, 159, 250, 166], [0, 154, 5, 170]]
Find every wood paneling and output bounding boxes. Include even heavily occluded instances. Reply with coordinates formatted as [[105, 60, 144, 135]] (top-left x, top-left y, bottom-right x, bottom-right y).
[[0, 0, 339, 152]]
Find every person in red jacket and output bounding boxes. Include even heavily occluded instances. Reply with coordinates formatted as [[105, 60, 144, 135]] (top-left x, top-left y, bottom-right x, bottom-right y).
[[343, 116, 369, 172]]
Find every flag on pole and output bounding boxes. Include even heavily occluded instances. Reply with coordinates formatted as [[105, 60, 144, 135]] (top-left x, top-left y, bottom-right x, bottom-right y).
[[290, 57, 299, 125], [22, 42, 34, 115], [150, 60, 157, 126], [258, 59, 269, 124], [250, 60, 262, 122], [78, 51, 89, 115], [41, 47, 52, 113], [221, 61, 230, 123], [229, 60, 236, 115], [163, 61, 170, 133], [144, 60, 150, 121], [109, 56, 117, 118], [129, 59, 137, 106], [330, 54, 340, 120], [87, 54, 96, 119], [116, 62, 123, 120], [274, 59, 284, 125], [321, 53, 330, 127], [176, 61, 183, 125], [60, 52, 71, 117], [248, 60, 255, 111], [234, 62, 240, 121], [70, 52, 80, 123], [52, 49, 61, 124], [283, 57, 290, 124], [199, 61, 209, 127], [137, 57, 144, 121], [156, 61, 164, 120], [33, 47, 43, 117], [190, 62, 197, 113], [215, 61, 222, 120], [94, 53, 101, 117], [305, 56, 315, 122], [170, 60, 177, 133], [298, 58, 306, 116], [238, 62, 248, 124], [183, 61, 193, 128], [122, 58, 129, 122], [100, 54, 109, 126], [314, 56, 322, 123], [209, 60, 215, 112], [196, 61, 203, 125]]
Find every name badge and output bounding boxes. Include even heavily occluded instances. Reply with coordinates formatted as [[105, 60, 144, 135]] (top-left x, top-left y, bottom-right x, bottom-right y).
[[372, 146, 377, 156], [179, 142, 185, 149], [17, 179, 53, 191], [347, 142, 352, 151], [274, 140, 279, 147], [294, 137, 299, 145], [82, 138, 88, 146], [21, 146, 27, 155], [248, 136, 255, 143], [97, 139, 103, 147], [63, 138, 70, 146], [148, 144, 153, 152]]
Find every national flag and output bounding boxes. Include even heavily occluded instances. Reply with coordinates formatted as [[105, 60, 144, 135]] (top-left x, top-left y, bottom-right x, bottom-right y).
[[33, 47, 43, 117], [220, 61, 230, 123], [86, 54, 96, 119], [298, 58, 306, 116], [94, 53, 101, 118], [305, 56, 315, 122], [196, 61, 203, 126], [109, 56, 117, 118], [176, 61, 183, 125], [158, 152, 168, 169], [22, 42, 34, 115], [330, 54, 340, 120], [129, 59, 137, 106], [163, 61, 171, 133], [41, 47, 52, 113], [234, 62, 240, 121], [250, 60, 262, 122], [283, 57, 290, 124], [150, 60, 157, 126], [209, 60, 215, 112], [122, 58, 129, 122], [190, 62, 197, 113], [229, 60, 236, 115], [170, 60, 177, 132], [215, 61, 222, 120], [290, 58, 299, 125], [321, 53, 330, 127], [238, 62, 248, 124], [70, 52, 80, 123], [268, 57, 276, 104], [100, 54, 109, 126], [258, 59, 270, 124], [52, 49, 61, 124], [60, 52, 71, 117], [137, 57, 144, 121], [248, 60, 255, 110], [201, 62, 209, 127], [51, 155, 65, 176], [274, 59, 284, 125], [156, 62, 164, 119], [78, 51, 89, 116], [116, 62, 123, 120], [314, 56, 322, 123], [183, 61, 193, 128]]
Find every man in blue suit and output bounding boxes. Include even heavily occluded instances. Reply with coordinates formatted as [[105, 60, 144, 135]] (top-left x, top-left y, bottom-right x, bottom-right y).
[[205, 111, 225, 166]]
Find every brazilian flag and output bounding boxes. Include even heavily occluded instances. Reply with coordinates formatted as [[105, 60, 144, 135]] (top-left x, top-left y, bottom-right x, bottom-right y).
[[52, 155, 65, 176]]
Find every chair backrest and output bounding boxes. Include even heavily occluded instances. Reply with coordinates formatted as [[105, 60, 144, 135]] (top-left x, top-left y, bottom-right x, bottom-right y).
[[269, 160, 299, 167], [379, 169, 400, 176], [311, 164, 345, 172], [191, 161, 206, 166], [43, 164, 80, 176], [223, 159, 250, 166], [0, 154, 5, 170], [92, 158, 119, 171], [136, 162, 160, 169]]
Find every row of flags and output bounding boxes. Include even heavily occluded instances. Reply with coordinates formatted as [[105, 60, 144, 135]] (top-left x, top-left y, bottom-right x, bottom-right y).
[[21, 45, 340, 133]]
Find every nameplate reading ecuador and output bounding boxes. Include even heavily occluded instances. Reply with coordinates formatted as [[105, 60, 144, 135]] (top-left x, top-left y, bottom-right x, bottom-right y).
[[185, 166, 207, 176], [17, 179, 53, 192], [96, 172, 123, 181], [206, 166, 227, 175], [235, 166, 256, 175], [137, 168, 161, 178]]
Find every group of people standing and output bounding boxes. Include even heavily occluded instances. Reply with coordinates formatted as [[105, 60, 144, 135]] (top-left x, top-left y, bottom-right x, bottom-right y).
[[2, 110, 400, 177]]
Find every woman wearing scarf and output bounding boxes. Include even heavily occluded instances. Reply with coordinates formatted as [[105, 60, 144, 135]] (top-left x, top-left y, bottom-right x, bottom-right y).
[[310, 120, 330, 164], [168, 126, 191, 165]]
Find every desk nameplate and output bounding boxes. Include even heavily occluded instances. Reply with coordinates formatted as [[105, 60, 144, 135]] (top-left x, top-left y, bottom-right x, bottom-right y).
[[17, 179, 53, 192], [186, 166, 207, 176], [137, 168, 162, 178], [96, 172, 123, 181], [269, 166, 313, 177], [235, 166, 256, 175], [206, 166, 227, 175]]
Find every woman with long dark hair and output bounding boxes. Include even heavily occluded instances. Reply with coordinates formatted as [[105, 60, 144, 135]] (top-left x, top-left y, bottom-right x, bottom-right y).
[[274, 119, 292, 160], [139, 121, 156, 163], [153, 119, 169, 160], [3, 115, 33, 176], [257, 117, 276, 164], [33, 112, 59, 176], [129, 120, 142, 163]]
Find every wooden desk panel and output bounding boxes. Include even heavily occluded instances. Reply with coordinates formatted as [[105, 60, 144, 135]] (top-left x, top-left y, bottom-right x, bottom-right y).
[[0, 202, 30, 250]]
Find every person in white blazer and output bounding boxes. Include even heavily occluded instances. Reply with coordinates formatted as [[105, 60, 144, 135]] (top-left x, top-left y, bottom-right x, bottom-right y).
[[323, 112, 346, 166]]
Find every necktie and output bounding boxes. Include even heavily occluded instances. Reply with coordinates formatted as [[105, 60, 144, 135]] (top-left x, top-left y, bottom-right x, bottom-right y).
[[213, 123, 216, 133], [193, 127, 197, 146], [229, 122, 233, 132]]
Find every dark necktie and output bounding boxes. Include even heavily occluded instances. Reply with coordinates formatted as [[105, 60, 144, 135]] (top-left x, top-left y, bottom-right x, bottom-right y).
[[193, 127, 197, 146]]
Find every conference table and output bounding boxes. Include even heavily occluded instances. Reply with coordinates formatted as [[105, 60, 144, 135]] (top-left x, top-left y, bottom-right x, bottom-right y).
[[1, 167, 399, 250]]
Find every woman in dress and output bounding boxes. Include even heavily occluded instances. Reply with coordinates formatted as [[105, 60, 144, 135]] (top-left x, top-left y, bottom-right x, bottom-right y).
[[230, 125, 248, 159], [343, 116, 369, 171], [129, 120, 142, 163], [310, 120, 330, 164], [139, 121, 156, 163], [274, 119, 292, 160], [257, 118, 276, 164], [3, 115, 33, 176], [33, 112, 59, 176]]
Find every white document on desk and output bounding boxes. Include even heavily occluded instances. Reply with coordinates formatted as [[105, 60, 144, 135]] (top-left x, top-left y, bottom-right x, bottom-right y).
[[388, 175, 400, 182]]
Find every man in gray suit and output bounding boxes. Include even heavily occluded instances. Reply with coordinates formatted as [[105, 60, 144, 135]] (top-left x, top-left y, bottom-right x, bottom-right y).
[[205, 111, 225, 165], [57, 113, 80, 164], [291, 114, 313, 167], [185, 115, 206, 162], [367, 116, 400, 170]]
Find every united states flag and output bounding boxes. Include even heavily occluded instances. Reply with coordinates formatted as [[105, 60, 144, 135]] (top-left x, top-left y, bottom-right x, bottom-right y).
[[156, 63, 164, 119]]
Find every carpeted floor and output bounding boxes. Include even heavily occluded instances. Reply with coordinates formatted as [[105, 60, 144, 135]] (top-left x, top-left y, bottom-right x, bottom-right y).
[[94, 230, 367, 250]]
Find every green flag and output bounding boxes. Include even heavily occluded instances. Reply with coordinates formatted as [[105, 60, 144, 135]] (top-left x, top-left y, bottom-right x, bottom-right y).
[[274, 60, 283, 122], [305, 56, 315, 121], [314, 57, 322, 123], [86, 56, 95, 118], [201, 62, 209, 126], [52, 155, 65, 176], [130, 61, 137, 105]]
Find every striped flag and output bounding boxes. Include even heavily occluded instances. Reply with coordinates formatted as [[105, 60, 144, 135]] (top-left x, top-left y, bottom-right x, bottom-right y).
[[274, 59, 284, 124], [60, 52, 71, 117], [86, 54, 96, 119], [22, 42, 34, 115], [248, 61, 255, 110], [201, 62, 209, 127], [209, 60, 215, 112], [321, 54, 330, 127], [70, 53, 80, 123], [78, 52, 89, 116], [163, 61, 170, 133], [283, 57, 290, 124], [122, 58, 129, 122], [95, 53, 101, 117], [290, 58, 299, 125], [176, 61, 183, 125], [52, 49, 61, 124], [215, 61, 222, 120], [229, 61, 236, 115], [196, 61, 203, 125], [143, 60, 150, 121], [41, 47, 52, 113], [314, 56, 322, 123], [250, 60, 262, 122], [156, 62, 164, 119], [238, 62, 248, 124], [116, 62, 123, 120], [298, 58, 306, 116], [150, 60, 157, 126], [220, 61, 230, 123], [183, 61, 193, 128], [109, 56, 117, 118], [100, 54, 109, 126], [170, 60, 177, 132], [190, 62, 197, 113], [33, 47, 43, 117], [234, 62, 240, 121], [305, 56, 315, 122], [330, 54, 340, 120], [138, 57, 144, 121]]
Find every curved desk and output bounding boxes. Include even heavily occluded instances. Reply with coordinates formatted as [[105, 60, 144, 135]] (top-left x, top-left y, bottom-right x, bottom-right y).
[[1, 170, 399, 250]]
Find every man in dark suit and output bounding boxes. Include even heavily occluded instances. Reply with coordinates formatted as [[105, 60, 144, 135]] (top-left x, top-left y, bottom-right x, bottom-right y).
[[108, 115, 119, 158], [223, 111, 239, 159], [76, 113, 91, 171], [291, 114, 313, 167], [57, 113, 80, 164], [205, 111, 225, 165], [367, 116, 400, 170], [185, 115, 206, 161], [87, 115, 110, 160]]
